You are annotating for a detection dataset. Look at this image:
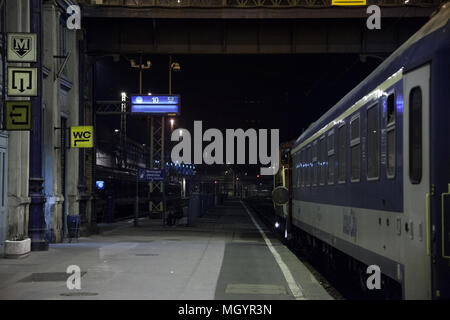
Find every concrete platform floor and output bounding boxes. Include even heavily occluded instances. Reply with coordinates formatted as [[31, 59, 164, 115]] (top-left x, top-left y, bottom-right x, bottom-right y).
[[0, 199, 333, 300]]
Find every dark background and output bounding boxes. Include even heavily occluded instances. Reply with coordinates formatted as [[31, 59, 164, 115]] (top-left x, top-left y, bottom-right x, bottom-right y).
[[95, 53, 382, 143], [94, 53, 382, 175]]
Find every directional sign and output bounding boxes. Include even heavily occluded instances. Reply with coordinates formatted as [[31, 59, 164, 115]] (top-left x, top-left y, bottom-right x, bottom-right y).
[[131, 95, 180, 115], [5, 101, 31, 130], [7, 33, 37, 62], [71, 126, 93, 148], [138, 169, 164, 182], [96, 180, 105, 190], [7, 67, 37, 97]]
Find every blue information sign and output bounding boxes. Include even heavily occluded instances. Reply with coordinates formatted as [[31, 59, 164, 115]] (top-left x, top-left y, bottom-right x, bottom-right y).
[[96, 180, 105, 190], [131, 95, 180, 115], [138, 169, 164, 182]]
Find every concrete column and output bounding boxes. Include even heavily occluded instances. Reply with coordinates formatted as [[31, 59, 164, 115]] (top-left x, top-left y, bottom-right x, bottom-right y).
[[42, 3, 62, 243], [28, 0, 48, 251], [77, 35, 88, 234], [6, 0, 32, 242], [40, 3, 82, 242], [65, 23, 84, 234], [77, 51, 96, 236]]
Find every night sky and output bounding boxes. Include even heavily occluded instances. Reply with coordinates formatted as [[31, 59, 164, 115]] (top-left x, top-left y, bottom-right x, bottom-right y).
[[96, 53, 382, 146]]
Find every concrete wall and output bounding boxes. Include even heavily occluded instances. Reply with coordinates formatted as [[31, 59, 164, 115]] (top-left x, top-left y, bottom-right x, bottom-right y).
[[42, 2, 80, 243], [1, 0, 82, 246]]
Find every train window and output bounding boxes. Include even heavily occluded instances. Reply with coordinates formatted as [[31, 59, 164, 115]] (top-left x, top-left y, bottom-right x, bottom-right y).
[[299, 152, 302, 188], [293, 152, 298, 187], [409, 87, 422, 184], [302, 149, 306, 187], [306, 146, 311, 186], [299, 150, 304, 187], [303, 149, 307, 187], [298, 151, 302, 187], [327, 132, 335, 185], [300, 150, 304, 187], [367, 103, 380, 180], [319, 137, 326, 185], [350, 115, 361, 182], [294, 151, 298, 187], [312, 141, 318, 186], [387, 93, 396, 125], [308, 146, 313, 186], [386, 93, 396, 178], [338, 124, 346, 183]]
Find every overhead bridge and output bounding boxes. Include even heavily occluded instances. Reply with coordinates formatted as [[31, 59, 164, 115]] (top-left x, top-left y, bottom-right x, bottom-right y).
[[80, 0, 442, 54]]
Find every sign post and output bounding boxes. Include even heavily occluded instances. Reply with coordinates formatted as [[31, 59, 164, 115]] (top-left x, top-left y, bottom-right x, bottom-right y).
[[130, 94, 179, 225], [134, 169, 165, 226]]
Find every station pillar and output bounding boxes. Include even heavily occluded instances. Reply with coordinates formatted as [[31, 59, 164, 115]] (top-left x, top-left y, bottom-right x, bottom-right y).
[[28, 0, 48, 251]]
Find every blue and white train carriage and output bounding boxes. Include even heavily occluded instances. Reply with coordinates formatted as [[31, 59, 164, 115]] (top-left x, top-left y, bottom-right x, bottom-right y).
[[290, 3, 450, 299]]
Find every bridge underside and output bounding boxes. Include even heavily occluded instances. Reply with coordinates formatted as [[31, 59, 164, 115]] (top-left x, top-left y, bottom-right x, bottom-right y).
[[85, 17, 428, 54], [82, 4, 436, 19]]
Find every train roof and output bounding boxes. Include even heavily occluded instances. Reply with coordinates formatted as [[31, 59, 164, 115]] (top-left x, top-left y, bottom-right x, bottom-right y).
[[292, 2, 450, 154]]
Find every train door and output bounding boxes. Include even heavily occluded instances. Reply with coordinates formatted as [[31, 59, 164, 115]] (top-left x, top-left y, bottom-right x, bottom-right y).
[[403, 64, 431, 299], [430, 56, 450, 299], [0, 134, 7, 256]]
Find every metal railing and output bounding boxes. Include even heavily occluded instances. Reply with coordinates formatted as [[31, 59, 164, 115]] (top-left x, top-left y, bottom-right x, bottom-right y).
[[78, 0, 443, 8]]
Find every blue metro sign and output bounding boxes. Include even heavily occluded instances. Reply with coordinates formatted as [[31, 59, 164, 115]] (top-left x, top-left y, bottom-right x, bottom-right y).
[[131, 95, 180, 115]]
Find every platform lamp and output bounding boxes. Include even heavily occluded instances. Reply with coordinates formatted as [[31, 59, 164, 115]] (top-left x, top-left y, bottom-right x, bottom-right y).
[[169, 55, 181, 95], [130, 55, 151, 95]]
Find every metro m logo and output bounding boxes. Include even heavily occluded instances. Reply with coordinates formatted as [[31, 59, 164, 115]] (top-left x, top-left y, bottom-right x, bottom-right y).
[[7, 33, 37, 62], [13, 38, 31, 57], [71, 126, 93, 148]]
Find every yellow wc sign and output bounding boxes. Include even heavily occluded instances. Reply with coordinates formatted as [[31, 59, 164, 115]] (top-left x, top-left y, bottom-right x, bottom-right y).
[[71, 126, 93, 148]]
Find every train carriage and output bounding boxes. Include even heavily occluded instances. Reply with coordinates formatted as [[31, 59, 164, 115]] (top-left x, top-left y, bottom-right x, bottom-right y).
[[290, 3, 450, 299]]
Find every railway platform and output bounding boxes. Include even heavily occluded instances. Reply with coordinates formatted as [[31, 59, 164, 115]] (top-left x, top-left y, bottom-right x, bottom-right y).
[[0, 199, 333, 300]]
